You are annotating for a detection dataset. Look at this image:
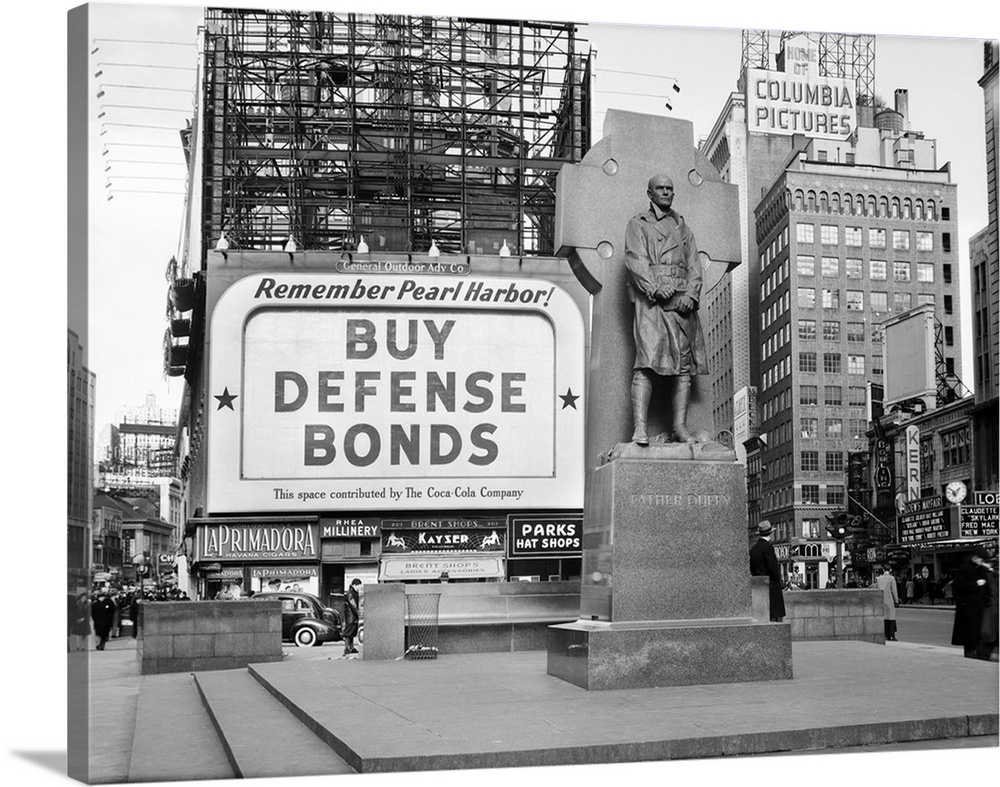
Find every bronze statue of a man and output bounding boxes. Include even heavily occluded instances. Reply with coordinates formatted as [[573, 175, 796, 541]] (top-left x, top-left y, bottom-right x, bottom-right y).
[[624, 174, 709, 445]]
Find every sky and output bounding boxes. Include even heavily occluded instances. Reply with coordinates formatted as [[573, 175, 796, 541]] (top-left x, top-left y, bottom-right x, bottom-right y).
[[3, 2, 998, 787], [73, 0, 993, 434]]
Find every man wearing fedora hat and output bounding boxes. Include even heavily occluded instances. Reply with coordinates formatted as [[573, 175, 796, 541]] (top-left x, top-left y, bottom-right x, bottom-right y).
[[749, 520, 786, 622]]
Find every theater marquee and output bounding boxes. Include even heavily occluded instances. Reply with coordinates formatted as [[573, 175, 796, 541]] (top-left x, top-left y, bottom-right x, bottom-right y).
[[206, 273, 585, 513]]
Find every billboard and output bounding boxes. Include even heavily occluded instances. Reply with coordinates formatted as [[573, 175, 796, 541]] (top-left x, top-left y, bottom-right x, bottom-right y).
[[881, 305, 937, 410], [745, 35, 856, 140], [207, 273, 585, 513]]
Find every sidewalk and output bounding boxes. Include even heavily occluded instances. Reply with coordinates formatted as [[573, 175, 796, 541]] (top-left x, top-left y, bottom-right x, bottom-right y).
[[82, 636, 997, 783]]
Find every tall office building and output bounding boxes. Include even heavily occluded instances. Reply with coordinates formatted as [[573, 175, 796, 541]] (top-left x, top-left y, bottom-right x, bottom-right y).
[[68, 329, 96, 591], [753, 122, 961, 587], [971, 41, 999, 491], [702, 32, 965, 585], [701, 31, 876, 459]]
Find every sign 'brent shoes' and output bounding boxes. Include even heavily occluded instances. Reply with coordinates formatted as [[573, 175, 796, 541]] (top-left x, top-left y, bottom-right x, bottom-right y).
[[207, 273, 585, 513]]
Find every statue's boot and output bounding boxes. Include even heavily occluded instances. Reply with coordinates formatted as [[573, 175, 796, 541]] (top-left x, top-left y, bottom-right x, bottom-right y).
[[671, 374, 696, 443], [631, 369, 652, 446]]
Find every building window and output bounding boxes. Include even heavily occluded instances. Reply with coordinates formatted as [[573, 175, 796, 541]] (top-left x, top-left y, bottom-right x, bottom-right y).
[[849, 419, 867, 439], [870, 260, 887, 280], [943, 264, 952, 284], [917, 231, 934, 251], [799, 320, 816, 340], [894, 292, 912, 311], [844, 227, 862, 247], [797, 255, 815, 276], [845, 258, 862, 279], [798, 287, 815, 308], [846, 322, 865, 342], [893, 230, 910, 250], [800, 386, 818, 406], [847, 355, 866, 375], [799, 352, 817, 373], [848, 386, 866, 406], [825, 419, 843, 438], [917, 293, 935, 305], [941, 427, 970, 467], [801, 416, 818, 437], [917, 263, 934, 283], [823, 289, 840, 309], [869, 228, 886, 248], [823, 354, 842, 374], [802, 451, 819, 471], [797, 223, 815, 244], [822, 321, 841, 341], [821, 257, 839, 277], [826, 452, 845, 472], [824, 385, 842, 405], [802, 484, 820, 504], [821, 225, 839, 245], [871, 292, 888, 312], [945, 325, 954, 346], [826, 485, 845, 506], [944, 294, 953, 314], [893, 261, 911, 282], [846, 290, 864, 311], [942, 233, 951, 252], [920, 438, 935, 476]]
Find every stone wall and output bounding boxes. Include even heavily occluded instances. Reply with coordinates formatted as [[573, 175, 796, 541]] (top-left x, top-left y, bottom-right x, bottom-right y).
[[751, 577, 885, 644], [136, 600, 283, 674], [364, 581, 580, 659]]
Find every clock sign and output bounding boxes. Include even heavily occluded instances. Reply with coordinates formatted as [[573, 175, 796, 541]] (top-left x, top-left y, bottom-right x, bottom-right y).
[[945, 480, 967, 504]]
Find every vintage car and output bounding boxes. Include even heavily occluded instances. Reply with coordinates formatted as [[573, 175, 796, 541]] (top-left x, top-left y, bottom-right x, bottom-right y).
[[252, 591, 343, 647]]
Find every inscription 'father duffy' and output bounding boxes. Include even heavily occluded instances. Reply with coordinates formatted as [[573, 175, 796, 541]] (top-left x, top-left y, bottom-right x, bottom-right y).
[[631, 493, 732, 507]]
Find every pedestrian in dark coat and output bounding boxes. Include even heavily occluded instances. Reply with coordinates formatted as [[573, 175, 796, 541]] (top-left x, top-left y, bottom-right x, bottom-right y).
[[129, 593, 140, 638], [342, 579, 362, 656], [69, 591, 90, 651], [749, 521, 786, 622], [951, 547, 993, 659], [91, 591, 116, 651]]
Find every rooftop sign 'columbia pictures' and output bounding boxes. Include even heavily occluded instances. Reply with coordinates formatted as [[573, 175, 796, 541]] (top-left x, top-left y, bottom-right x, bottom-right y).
[[746, 34, 856, 139], [206, 272, 586, 514]]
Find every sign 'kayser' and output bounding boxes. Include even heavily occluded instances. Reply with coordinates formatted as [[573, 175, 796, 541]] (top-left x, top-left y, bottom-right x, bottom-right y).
[[207, 273, 585, 513]]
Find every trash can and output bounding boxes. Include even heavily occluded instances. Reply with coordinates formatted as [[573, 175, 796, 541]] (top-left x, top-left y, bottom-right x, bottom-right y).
[[404, 593, 440, 659]]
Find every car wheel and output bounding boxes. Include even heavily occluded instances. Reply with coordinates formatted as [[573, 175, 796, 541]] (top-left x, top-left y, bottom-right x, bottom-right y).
[[293, 627, 316, 648]]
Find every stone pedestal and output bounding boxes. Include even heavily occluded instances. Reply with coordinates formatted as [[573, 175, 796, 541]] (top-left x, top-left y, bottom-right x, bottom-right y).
[[547, 454, 792, 689]]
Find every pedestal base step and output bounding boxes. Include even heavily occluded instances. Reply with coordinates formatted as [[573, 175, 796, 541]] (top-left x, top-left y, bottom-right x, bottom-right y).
[[547, 618, 792, 690]]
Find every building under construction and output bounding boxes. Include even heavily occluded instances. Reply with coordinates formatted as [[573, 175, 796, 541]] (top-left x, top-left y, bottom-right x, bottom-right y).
[[199, 9, 591, 260]]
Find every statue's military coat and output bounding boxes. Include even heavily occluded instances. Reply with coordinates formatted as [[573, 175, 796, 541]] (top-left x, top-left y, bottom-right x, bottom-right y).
[[623, 204, 709, 376]]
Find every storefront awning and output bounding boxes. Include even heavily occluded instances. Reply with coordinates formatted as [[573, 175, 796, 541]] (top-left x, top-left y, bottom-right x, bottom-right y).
[[380, 554, 504, 581]]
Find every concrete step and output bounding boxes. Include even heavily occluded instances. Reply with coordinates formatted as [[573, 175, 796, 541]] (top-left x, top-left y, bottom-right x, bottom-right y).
[[129, 671, 235, 783], [193, 669, 356, 778]]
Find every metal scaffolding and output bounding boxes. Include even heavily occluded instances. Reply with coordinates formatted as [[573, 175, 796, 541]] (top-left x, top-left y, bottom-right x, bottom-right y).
[[739, 29, 875, 105], [200, 9, 591, 261]]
